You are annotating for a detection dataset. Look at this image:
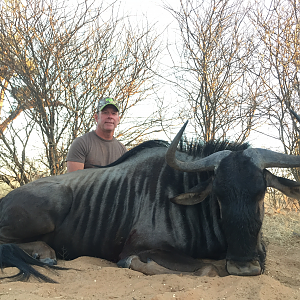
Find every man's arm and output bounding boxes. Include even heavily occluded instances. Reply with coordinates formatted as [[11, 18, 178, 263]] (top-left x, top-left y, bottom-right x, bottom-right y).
[[67, 161, 84, 173]]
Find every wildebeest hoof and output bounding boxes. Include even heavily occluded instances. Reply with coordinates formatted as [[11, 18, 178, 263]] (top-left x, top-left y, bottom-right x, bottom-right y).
[[226, 260, 261, 276], [117, 255, 138, 268], [40, 258, 57, 266]]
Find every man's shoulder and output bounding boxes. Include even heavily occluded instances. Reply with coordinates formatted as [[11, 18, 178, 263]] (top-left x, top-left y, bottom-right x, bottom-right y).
[[80, 130, 96, 138], [76, 131, 98, 142], [66, 132, 96, 161], [69, 131, 97, 150]]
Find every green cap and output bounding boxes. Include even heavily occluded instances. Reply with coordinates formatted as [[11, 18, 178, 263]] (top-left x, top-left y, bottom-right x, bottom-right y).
[[97, 97, 119, 112]]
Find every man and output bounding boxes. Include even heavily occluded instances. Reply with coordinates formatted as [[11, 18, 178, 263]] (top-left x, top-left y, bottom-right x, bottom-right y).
[[66, 97, 127, 173]]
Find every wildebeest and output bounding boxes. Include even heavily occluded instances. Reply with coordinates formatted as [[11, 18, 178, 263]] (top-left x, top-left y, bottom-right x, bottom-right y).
[[1, 121, 300, 282]]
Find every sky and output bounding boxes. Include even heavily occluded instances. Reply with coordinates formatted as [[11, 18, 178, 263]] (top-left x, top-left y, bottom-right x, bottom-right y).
[[112, 0, 285, 151], [117, 0, 173, 24], [107, 0, 283, 151]]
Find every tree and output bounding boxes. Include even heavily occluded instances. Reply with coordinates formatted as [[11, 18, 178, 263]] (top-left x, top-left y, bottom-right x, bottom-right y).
[[250, 0, 300, 180], [0, 0, 161, 187], [166, 0, 261, 142]]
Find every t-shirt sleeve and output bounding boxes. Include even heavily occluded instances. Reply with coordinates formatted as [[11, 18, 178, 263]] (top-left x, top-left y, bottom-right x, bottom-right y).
[[121, 143, 127, 154], [66, 137, 87, 163]]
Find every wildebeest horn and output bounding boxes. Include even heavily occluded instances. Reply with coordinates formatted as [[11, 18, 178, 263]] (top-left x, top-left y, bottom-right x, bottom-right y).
[[243, 108, 300, 169], [165, 121, 231, 172], [244, 148, 300, 169], [290, 109, 300, 123]]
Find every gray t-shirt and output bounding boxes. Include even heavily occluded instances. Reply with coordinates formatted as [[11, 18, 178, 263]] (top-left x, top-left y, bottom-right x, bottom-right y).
[[66, 131, 127, 168]]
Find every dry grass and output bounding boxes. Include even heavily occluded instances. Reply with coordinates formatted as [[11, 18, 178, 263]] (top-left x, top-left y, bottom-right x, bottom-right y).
[[263, 190, 300, 246], [263, 211, 300, 246]]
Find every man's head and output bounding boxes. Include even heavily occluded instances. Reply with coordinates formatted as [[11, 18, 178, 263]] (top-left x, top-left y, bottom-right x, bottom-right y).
[[97, 97, 119, 113], [94, 97, 120, 139]]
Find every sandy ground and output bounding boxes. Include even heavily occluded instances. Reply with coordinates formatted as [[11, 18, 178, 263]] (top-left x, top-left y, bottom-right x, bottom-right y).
[[0, 213, 299, 300]]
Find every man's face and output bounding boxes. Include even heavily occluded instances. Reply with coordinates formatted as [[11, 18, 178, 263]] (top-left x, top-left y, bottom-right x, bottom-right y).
[[94, 105, 120, 133]]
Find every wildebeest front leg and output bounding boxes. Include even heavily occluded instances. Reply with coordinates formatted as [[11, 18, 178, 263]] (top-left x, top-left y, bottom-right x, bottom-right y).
[[127, 256, 218, 276], [118, 249, 220, 276], [16, 241, 57, 265]]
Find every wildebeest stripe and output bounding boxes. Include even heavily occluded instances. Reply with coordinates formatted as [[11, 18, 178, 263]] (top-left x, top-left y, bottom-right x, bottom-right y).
[[43, 143, 239, 261]]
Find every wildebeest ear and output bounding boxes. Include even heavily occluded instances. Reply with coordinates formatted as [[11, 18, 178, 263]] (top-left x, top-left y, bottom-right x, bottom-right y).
[[170, 178, 213, 205], [264, 169, 300, 199]]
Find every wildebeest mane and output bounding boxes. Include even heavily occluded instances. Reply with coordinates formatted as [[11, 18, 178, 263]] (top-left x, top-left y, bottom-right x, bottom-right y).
[[96, 138, 250, 168], [179, 139, 250, 158]]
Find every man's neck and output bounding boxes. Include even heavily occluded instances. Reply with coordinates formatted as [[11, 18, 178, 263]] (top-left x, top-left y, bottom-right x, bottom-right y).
[[95, 128, 114, 140]]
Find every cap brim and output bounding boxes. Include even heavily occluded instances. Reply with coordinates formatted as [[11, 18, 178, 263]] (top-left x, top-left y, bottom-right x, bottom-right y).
[[99, 103, 119, 111]]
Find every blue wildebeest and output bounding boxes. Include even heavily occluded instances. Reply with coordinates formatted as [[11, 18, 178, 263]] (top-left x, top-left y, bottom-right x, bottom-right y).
[[1, 122, 300, 282]]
